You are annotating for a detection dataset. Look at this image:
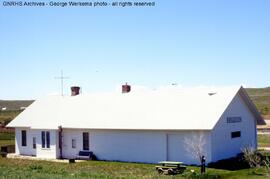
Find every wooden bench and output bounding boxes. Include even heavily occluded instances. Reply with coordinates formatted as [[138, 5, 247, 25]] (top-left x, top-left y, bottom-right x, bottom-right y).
[[155, 161, 186, 175], [76, 151, 94, 160]]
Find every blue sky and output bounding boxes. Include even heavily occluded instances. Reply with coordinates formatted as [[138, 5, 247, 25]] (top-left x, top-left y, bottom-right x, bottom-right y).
[[1, 0, 270, 99]]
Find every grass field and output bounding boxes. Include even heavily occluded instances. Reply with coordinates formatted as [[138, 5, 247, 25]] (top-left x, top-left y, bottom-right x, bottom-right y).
[[0, 132, 14, 140], [0, 110, 22, 124], [0, 132, 14, 148], [258, 134, 270, 147], [0, 157, 269, 178], [0, 140, 14, 148], [0, 100, 33, 111], [246, 88, 270, 119]]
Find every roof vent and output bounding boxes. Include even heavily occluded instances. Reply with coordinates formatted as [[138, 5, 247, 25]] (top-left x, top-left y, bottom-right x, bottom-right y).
[[122, 83, 131, 93], [71, 86, 80, 96], [208, 92, 217, 96]]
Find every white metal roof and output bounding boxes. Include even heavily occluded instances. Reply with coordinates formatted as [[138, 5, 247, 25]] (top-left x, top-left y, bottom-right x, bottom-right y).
[[7, 86, 264, 130]]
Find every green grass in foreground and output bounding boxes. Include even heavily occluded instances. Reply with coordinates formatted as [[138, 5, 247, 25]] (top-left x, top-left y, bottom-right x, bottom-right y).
[[0, 157, 269, 179]]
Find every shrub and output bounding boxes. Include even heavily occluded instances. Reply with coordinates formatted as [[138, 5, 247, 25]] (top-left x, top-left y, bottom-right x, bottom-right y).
[[208, 154, 250, 170], [208, 150, 270, 171], [242, 147, 264, 168]]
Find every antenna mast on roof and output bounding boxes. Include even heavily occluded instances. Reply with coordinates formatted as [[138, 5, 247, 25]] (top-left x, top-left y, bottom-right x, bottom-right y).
[[55, 70, 69, 96]]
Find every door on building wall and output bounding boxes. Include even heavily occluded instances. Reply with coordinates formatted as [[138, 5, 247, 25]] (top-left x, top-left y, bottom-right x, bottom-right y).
[[167, 134, 188, 162], [82, 132, 89, 151]]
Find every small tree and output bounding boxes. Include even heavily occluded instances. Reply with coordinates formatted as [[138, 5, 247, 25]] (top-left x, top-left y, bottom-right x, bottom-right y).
[[184, 132, 207, 173]]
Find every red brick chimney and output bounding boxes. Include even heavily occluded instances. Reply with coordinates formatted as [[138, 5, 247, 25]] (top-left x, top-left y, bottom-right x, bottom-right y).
[[122, 83, 131, 93], [71, 86, 80, 96]]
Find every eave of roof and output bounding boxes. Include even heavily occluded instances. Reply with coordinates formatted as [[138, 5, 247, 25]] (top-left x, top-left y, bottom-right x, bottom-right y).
[[238, 87, 266, 125]]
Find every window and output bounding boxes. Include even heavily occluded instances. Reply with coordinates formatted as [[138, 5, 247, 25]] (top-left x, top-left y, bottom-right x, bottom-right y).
[[46, 131, 50, 148], [33, 137, 36, 149], [227, 117, 242, 123], [231, 131, 241, 138], [42, 131, 45, 148], [21, 130, 27, 146], [72, 139, 76, 149], [41, 131, 50, 148], [83, 132, 89, 150]]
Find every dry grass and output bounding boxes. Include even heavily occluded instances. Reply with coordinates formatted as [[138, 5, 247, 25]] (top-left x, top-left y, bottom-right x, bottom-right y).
[[258, 134, 270, 147]]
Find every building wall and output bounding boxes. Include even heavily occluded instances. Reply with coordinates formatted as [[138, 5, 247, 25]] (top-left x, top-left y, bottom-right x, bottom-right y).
[[15, 128, 58, 159], [15, 128, 36, 156], [61, 129, 211, 164], [35, 129, 58, 159], [15, 127, 212, 164], [61, 129, 85, 159], [167, 131, 211, 165], [211, 94, 257, 162], [91, 130, 167, 163]]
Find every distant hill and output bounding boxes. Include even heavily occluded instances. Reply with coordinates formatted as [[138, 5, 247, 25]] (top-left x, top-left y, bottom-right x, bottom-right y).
[[0, 100, 34, 111], [0, 100, 34, 125], [245, 87, 270, 120]]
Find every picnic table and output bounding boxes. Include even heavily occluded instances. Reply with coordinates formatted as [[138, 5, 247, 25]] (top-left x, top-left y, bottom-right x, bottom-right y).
[[155, 161, 186, 175]]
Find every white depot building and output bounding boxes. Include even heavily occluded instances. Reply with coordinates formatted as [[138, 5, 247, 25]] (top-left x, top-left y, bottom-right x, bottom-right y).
[[7, 84, 265, 164]]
